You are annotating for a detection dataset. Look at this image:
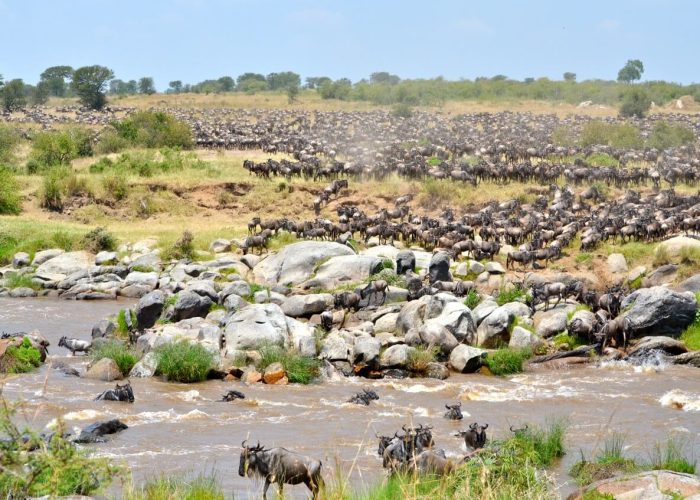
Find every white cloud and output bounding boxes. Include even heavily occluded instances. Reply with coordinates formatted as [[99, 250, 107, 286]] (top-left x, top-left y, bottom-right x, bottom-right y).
[[598, 19, 620, 31]]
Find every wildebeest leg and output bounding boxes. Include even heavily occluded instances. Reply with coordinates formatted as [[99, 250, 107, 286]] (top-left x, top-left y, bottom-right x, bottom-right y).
[[262, 478, 271, 499], [380, 290, 386, 305], [554, 294, 561, 308]]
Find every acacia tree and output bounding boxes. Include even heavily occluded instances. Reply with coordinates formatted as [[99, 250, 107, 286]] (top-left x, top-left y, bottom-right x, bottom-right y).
[[71, 65, 114, 109], [39, 65, 73, 96], [617, 59, 644, 83], [563, 72, 576, 82], [138, 77, 156, 95], [2, 79, 27, 111], [168, 80, 183, 93]]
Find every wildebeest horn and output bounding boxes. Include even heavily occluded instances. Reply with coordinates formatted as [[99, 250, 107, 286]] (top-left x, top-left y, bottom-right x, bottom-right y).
[[510, 425, 516, 432], [469, 423, 477, 429], [242, 439, 248, 448], [483, 424, 488, 429], [445, 404, 451, 409]]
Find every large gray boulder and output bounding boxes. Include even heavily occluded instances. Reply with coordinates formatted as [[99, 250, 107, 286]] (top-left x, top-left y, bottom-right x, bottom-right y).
[[607, 253, 627, 273], [253, 241, 354, 287], [380, 344, 413, 369], [627, 336, 688, 358], [91, 319, 116, 339], [411, 323, 459, 355], [173, 291, 213, 321], [621, 286, 697, 338], [449, 344, 486, 373], [396, 250, 416, 275], [425, 301, 477, 343], [136, 318, 222, 353], [31, 249, 64, 266], [36, 251, 92, 277], [429, 251, 451, 283], [657, 236, 700, 258], [282, 293, 334, 318], [677, 274, 700, 293], [124, 271, 159, 289], [472, 299, 499, 325], [509, 327, 543, 350], [129, 352, 159, 377], [302, 255, 382, 289], [475, 305, 513, 347], [533, 303, 577, 338], [12, 252, 30, 268], [85, 358, 122, 381], [224, 303, 290, 352], [319, 333, 352, 361], [135, 290, 165, 330], [643, 264, 678, 287], [353, 336, 381, 368]]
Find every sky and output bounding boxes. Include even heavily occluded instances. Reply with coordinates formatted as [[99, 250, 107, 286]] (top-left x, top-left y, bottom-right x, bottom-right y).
[[0, 0, 697, 89]]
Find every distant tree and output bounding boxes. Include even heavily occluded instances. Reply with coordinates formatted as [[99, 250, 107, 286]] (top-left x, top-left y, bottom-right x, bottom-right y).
[[305, 76, 332, 89], [563, 72, 577, 82], [318, 78, 352, 100], [523, 77, 535, 84], [266, 72, 301, 91], [71, 65, 114, 109], [619, 87, 651, 118], [138, 77, 156, 95], [39, 65, 73, 97], [126, 80, 138, 94], [2, 79, 27, 111], [217, 76, 235, 92], [617, 59, 644, 83], [236, 72, 266, 91], [30, 80, 50, 105], [168, 80, 183, 93], [109, 79, 128, 95], [370, 72, 400, 85], [287, 84, 300, 104], [491, 74, 508, 81]]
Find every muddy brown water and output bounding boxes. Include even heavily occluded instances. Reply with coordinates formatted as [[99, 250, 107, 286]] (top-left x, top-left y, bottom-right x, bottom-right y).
[[1, 298, 699, 499]]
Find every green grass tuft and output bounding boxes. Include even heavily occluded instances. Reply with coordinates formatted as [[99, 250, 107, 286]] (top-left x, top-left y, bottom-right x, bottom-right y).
[[464, 289, 481, 309], [90, 340, 140, 376], [155, 341, 214, 383], [0, 337, 42, 374], [124, 473, 224, 500], [3, 272, 42, 291], [407, 345, 438, 373], [648, 438, 697, 474], [256, 343, 320, 384], [485, 348, 532, 376]]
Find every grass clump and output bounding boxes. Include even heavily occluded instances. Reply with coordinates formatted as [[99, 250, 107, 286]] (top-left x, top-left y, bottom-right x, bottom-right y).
[[652, 245, 672, 267], [580, 121, 643, 149], [116, 309, 137, 336], [40, 166, 71, 211], [266, 231, 299, 251], [485, 348, 532, 376], [102, 170, 130, 201], [495, 284, 527, 306], [464, 289, 481, 309], [3, 272, 41, 291], [407, 345, 438, 373], [155, 341, 214, 383], [162, 230, 196, 261], [124, 473, 224, 500], [0, 337, 42, 374], [0, 399, 119, 497], [648, 437, 696, 474], [575, 252, 594, 265], [0, 167, 21, 215], [90, 340, 139, 375], [552, 332, 587, 350], [570, 433, 638, 486], [680, 295, 700, 350], [80, 227, 117, 253], [256, 344, 320, 384]]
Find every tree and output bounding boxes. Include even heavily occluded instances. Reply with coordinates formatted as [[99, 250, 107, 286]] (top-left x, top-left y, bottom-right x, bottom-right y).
[[217, 76, 235, 92], [370, 72, 400, 85], [617, 59, 644, 83], [39, 65, 73, 97], [266, 71, 301, 91], [125, 80, 138, 94], [168, 80, 183, 93], [2, 79, 27, 111], [523, 77, 535, 84], [305, 76, 332, 89], [138, 77, 156, 95], [619, 87, 651, 118], [30, 81, 50, 105], [287, 84, 300, 104], [563, 72, 577, 82], [236, 72, 266, 90], [71, 65, 114, 109], [109, 79, 128, 95]]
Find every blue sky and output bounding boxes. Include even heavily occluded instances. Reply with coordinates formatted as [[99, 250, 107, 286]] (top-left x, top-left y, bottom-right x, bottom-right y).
[[0, 0, 697, 88]]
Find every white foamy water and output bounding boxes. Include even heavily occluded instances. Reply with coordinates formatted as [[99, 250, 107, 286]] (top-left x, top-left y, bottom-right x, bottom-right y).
[[598, 352, 667, 373], [46, 409, 107, 429], [660, 390, 700, 412], [175, 390, 202, 402], [124, 408, 211, 425]]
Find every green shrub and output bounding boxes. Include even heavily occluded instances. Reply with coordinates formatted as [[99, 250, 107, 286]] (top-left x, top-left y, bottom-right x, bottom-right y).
[[155, 341, 214, 383], [95, 129, 130, 154], [31, 128, 93, 166], [162, 230, 196, 261], [495, 284, 527, 306], [0, 337, 42, 373], [111, 111, 194, 149], [40, 166, 70, 211], [51, 231, 78, 251], [648, 120, 696, 150], [407, 345, 438, 373], [116, 309, 137, 336], [0, 233, 19, 265], [3, 272, 41, 291], [552, 332, 587, 350], [256, 344, 320, 384], [580, 121, 643, 149], [64, 173, 94, 198], [90, 340, 139, 375], [0, 167, 21, 215], [619, 88, 651, 118], [485, 348, 532, 376], [81, 227, 116, 253], [464, 289, 481, 309], [0, 399, 118, 496], [0, 124, 20, 164], [124, 473, 224, 500], [102, 170, 130, 201]]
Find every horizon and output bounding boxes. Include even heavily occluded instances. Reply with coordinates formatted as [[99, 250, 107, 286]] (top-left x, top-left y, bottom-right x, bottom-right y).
[[0, 0, 698, 89]]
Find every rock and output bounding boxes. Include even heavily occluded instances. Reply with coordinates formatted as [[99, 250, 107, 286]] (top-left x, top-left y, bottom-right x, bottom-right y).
[[242, 366, 262, 384], [173, 291, 212, 321], [607, 253, 627, 273], [9, 287, 37, 297], [221, 280, 251, 299], [426, 301, 477, 343], [485, 261, 506, 274], [578, 470, 700, 500], [669, 351, 700, 367], [353, 336, 381, 368], [124, 271, 159, 289], [129, 352, 159, 377], [396, 250, 416, 275], [185, 281, 218, 302], [95, 251, 118, 266], [210, 239, 231, 253], [472, 299, 499, 325], [135, 290, 165, 329], [319, 333, 352, 361], [499, 301, 532, 319], [136, 318, 222, 353], [36, 251, 92, 277], [253, 241, 355, 287], [627, 336, 688, 358], [658, 236, 700, 259], [12, 252, 30, 268], [643, 264, 678, 287], [263, 362, 286, 384], [413, 323, 459, 355], [429, 251, 451, 283], [224, 303, 289, 352], [621, 286, 697, 338], [468, 260, 486, 275], [385, 286, 408, 303], [85, 358, 123, 381], [375, 312, 399, 333], [627, 266, 646, 284], [397, 298, 429, 334], [91, 319, 116, 339], [380, 344, 412, 368], [281, 293, 334, 318], [449, 344, 486, 373], [568, 309, 597, 336], [119, 284, 153, 298], [31, 249, 64, 266], [132, 238, 158, 254], [475, 305, 513, 347], [129, 253, 162, 272], [425, 362, 450, 380], [509, 327, 543, 350], [677, 274, 700, 293], [303, 255, 382, 289], [287, 317, 317, 357], [223, 293, 248, 312], [454, 262, 468, 277], [533, 304, 577, 338]]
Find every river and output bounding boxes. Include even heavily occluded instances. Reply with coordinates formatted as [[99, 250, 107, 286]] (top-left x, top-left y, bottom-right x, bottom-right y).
[[1, 298, 699, 498]]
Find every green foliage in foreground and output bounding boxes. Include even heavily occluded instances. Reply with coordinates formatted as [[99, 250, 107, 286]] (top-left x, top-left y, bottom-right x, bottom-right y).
[[90, 340, 140, 375], [680, 292, 700, 351], [0, 167, 21, 215], [0, 337, 42, 374], [0, 399, 118, 497], [109, 110, 194, 150], [484, 348, 532, 376], [124, 473, 224, 500], [256, 344, 321, 384], [155, 341, 214, 383]]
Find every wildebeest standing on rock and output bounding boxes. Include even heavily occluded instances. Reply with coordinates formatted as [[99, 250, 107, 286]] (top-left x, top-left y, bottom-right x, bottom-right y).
[[239, 441, 323, 499]]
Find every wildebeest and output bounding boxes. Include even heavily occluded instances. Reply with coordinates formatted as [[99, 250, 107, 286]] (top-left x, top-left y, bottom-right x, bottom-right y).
[[348, 388, 379, 406], [220, 390, 246, 402], [531, 282, 567, 310], [601, 315, 632, 349], [73, 419, 128, 444], [58, 336, 91, 355], [95, 382, 135, 403], [360, 279, 388, 305], [333, 291, 361, 311], [456, 422, 488, 450], [320, 310, 334, 331], [239, 441, 323, 499], [510, 424, 529, 438], [381, 424, 435, 472], [443, 402, 463, 420], [412, 449, 460, 476]]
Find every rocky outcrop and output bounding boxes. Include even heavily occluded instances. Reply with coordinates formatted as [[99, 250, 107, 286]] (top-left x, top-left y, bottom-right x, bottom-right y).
[[85, 358, 123, 381], [302, 255, 382, 289], [428, 251, 451, 283], [135, 290, 165, 330], [449, 345, 486, 373], [575, 470, 700, 500], [621, 287, 697, 338], [281, 293, 335, 318]]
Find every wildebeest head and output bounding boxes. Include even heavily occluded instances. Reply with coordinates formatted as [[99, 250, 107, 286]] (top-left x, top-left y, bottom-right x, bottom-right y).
[[116, 382, 135, 403], [58, 336, 67, 348], [510, 424, 529, 438], [444, 402, 463, 420], [362, 388, 379, 401], [414, 424, 434, 452], [456, 422, 488, 449], [376, 432, 395, 456], [239, 440, 267, 477]]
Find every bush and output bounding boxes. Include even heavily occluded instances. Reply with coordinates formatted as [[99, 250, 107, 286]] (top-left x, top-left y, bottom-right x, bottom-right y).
[[31, 128, 93, 166], [256, 344, 320, 384], [90, 340, 139, 375], [0, 167, 21, 215], [647, 120, 696, 150], [407, 345, 438, 373], [485, 348, 532, 376], [495, 284, 527, 306], [579, 121, 643, 149], [81, 227, 116, 253], [94, 129, 130, 154], [155, 341, 214, 383], [163, 230, 196, 261], [619, 88, 652, 118], [102, 170, 130, 201], [110, 111, 193, 149], [0, 124, 20, 164], [464, 289, 481, 309], [40, 167, 70, 211], [0, 337, 42, 373]]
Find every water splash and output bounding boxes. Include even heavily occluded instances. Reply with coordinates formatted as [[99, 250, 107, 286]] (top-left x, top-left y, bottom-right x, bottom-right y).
[[660, 390, 700, 412]]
